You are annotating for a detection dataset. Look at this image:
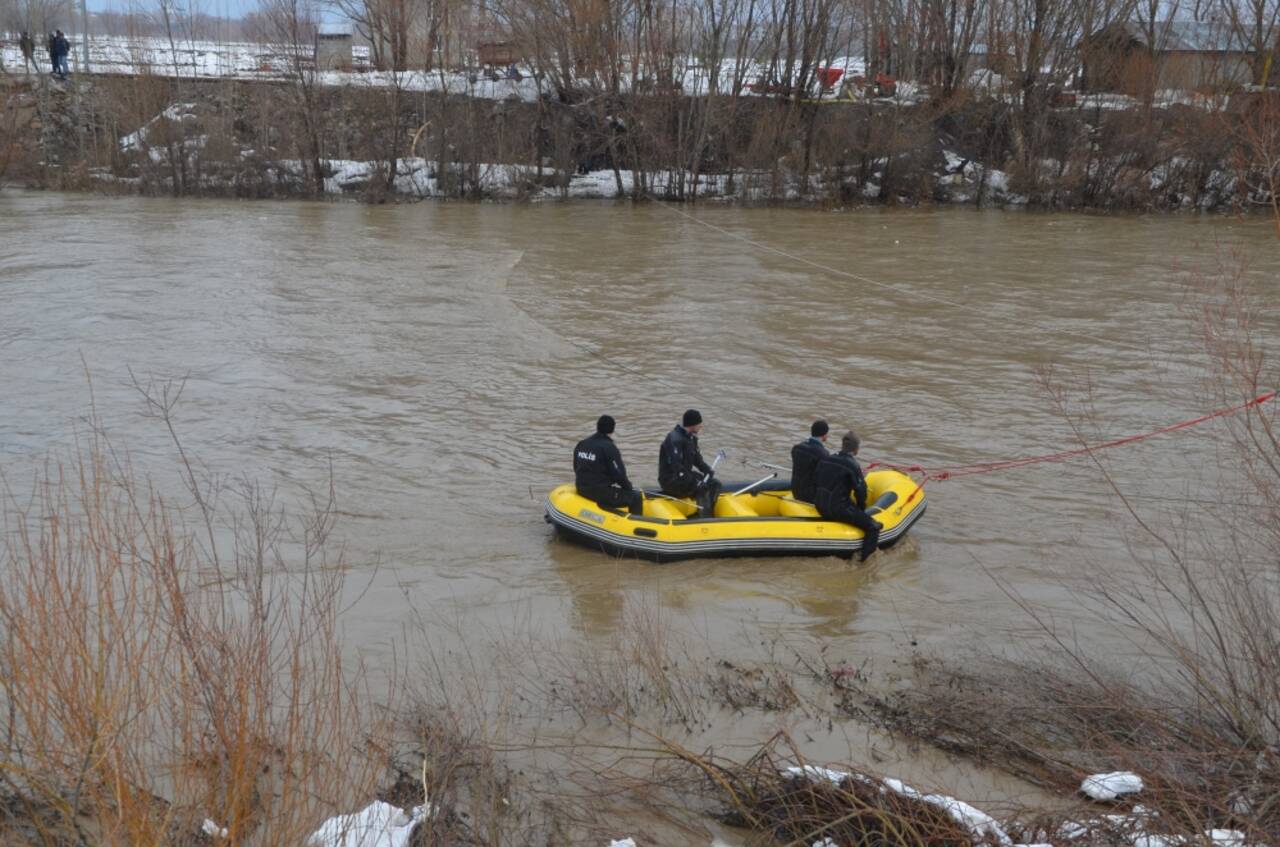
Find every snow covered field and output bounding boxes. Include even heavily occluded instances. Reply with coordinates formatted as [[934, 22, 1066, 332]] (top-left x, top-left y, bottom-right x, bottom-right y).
[[2, 35, 904, 103], [4, 32, 1240, 116], [1, 32, 367, 78]]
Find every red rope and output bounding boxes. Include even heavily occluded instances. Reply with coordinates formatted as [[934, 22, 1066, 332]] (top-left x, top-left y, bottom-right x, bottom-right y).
[[866, 390, 1278, 508]]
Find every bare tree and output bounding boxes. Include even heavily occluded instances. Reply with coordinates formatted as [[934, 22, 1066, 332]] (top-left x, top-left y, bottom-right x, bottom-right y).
[[919, 0, 987, 97], [0, 0, 71, 41], [1219, 0, 1280, 85], [255, 0, 327, 195], [330, 0, 447, 70]]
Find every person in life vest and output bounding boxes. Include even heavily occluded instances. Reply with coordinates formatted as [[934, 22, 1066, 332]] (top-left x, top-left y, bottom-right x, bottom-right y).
[[574, 414, 643, 515], [789, 419, 829, 502], [658, 409, 722, 518], [813, 430, 883, 561]]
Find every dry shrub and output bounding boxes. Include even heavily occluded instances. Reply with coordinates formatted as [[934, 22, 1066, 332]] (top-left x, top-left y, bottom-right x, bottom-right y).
[[1233, 92, 1280, 230], [0, 386, 399, 846], [681, 734, 999, 847], [840, 239, 1280, 843], [856, 655, 1279, 837]]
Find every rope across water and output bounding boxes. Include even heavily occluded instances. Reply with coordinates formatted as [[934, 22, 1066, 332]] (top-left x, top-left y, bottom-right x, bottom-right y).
[[646, 200, 1277, 503], [865, 390, 1279, 506]]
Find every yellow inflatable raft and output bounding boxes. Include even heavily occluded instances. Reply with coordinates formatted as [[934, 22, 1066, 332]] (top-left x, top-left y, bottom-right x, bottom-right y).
[[544, 471, 925, 562]]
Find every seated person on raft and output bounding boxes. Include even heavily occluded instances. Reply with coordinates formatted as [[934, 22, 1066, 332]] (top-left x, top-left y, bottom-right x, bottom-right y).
[[790, 418, 830, 502], [658, 409, 722, 518], [574, 414, 643, 515], [813, 430, 884, 562]]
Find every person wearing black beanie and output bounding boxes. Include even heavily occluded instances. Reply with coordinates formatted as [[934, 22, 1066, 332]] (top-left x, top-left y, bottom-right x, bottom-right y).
[[574, 415, 642, 515], [658, 410, 722, 517], [812, 430, 883, 562], [789, 419, 830, 503]]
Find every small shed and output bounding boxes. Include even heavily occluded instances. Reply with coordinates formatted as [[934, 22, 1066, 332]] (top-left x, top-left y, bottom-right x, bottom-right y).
[[478, 41, 521, 67], [1079, 20, 1253, 93], [316, 23, 354, 71]]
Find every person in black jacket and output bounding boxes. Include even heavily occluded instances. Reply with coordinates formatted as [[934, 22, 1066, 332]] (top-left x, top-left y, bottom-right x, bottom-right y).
[[789, 419, 829, 502], [658, 409, 722, 517], [813, 431, 883, 561], [52, 30, 69, 77], [574, 415, 643, 515]]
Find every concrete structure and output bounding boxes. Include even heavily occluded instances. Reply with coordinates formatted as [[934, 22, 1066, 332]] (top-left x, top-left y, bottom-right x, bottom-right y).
[[1080, 20, 1254, 93], [315, 23, 353, 71]]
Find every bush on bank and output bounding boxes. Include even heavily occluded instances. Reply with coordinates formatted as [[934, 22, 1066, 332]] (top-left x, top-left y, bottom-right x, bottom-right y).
[[5, 74, 1278, 211]]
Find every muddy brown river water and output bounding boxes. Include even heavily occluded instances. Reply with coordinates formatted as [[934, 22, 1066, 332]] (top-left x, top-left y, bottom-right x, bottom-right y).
[[2, 191, 1278, 817]]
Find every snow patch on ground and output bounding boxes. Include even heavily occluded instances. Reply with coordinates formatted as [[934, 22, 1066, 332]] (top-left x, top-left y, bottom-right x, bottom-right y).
[[784, 764, 1025, 846], [783, 762, 1252, 847], [969, 68, 1008, 91], [120, 102, 199, 152], [783, 765, 852, 785], [201, 819, 227, 838], [882, 776, 1014, 845], [308, 801, 431, 847], [1081, 771, 1144, 801]]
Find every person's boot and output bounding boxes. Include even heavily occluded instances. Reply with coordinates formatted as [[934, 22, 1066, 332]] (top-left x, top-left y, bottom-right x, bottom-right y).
[[859, 521, 884, 562]]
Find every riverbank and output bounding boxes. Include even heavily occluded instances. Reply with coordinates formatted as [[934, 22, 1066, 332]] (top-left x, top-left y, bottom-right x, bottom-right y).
[[3, 70, 1275, 211]]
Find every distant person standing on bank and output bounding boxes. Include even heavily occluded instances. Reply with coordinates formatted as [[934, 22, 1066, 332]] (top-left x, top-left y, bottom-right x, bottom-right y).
[[19, 32, 36, 73], [53, 30, 70, 78], [46, 32, 57, 74]]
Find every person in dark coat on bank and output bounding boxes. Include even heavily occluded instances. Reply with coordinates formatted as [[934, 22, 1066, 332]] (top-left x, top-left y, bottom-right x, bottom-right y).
[[658, 409, 722, 517], [813, 430, 883, 562], [46, 32, 58, 74], [789, 419, 829, 502], [19, 32, 36, 73], [53, 30, 70, 77], [574, 415, 643, 515]]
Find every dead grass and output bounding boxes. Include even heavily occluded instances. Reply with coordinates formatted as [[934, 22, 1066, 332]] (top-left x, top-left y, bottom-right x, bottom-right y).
[[0, 385, 401, 845]]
